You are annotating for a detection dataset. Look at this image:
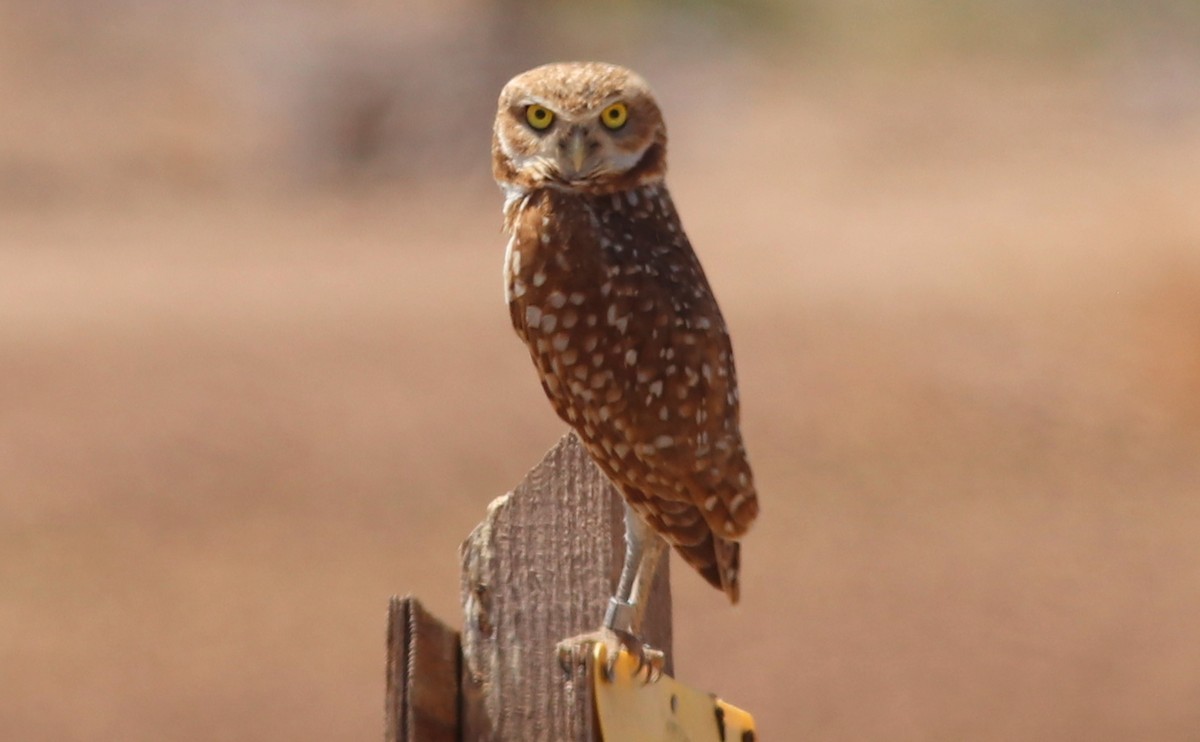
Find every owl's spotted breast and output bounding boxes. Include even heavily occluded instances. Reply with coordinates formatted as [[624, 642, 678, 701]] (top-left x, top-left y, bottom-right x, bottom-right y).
[[505, 184, 758, 547]]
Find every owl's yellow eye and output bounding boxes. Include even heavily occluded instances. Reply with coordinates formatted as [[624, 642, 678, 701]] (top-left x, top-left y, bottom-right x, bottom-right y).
[[525, 104, 555, 130], [600, 102, 628, 130]]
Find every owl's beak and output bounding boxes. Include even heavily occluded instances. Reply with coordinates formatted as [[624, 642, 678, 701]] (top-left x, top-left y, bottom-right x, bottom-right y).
[[565, 130, 588, 175]]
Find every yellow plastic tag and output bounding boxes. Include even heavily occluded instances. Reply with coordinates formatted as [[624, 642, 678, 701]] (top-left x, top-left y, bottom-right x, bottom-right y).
[[592, 644, 757, 741]]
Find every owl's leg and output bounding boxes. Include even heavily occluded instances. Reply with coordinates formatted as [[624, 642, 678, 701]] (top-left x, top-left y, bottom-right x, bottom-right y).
[[605, 503, 666, 636], [557, 504, 667, 682]]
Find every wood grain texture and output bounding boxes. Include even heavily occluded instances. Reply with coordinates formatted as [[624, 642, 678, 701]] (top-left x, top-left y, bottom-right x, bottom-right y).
[[460, 432, 673, 741], [385, 596, 461, 742]]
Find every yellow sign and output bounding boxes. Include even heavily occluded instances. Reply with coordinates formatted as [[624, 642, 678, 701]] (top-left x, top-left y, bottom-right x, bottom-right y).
[[592, 645, 757, 741]]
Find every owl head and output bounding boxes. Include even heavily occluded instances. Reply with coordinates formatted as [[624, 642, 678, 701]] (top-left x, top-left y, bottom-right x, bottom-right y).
[[493, 62, 668, 195]]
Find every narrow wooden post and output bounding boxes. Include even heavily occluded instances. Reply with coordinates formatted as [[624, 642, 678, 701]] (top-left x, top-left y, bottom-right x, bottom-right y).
[[459, 432, 672, 741], [385, 596, 461, 742]]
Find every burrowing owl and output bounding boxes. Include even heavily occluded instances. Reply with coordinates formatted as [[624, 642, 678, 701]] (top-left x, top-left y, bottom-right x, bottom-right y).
[[493, 61, 758, 669]]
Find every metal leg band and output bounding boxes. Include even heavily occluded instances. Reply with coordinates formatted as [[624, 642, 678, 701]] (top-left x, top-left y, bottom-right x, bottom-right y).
[[604, 597, 636, 632]]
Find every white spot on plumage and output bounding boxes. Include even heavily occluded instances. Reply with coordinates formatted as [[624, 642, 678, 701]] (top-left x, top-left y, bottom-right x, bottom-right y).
[[704, 496, 718, 512], [548, 291, 567, 308], [542, 314, 557, 332], [533, 272, 547, 287], [503, 235, 517, 302], [625, 349, 637, 365], [654, 435, 674, 449], [648, 380, 663, 397]]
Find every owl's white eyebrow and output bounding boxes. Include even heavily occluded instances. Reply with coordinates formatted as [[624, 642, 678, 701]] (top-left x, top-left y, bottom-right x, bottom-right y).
[[515, 96, 625, 120], [584, 96, 625, 115], [517, 96, 556, 110]]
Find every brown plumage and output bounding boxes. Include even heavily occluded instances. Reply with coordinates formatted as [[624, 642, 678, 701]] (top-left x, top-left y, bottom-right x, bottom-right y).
[[493, 62, 758, 606]]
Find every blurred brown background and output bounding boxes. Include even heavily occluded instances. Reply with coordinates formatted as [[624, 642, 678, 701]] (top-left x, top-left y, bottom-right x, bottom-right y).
[[3, 0, 1200, 739]]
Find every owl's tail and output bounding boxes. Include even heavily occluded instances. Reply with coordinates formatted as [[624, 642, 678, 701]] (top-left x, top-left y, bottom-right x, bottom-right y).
[[674, 533, 740, 604]]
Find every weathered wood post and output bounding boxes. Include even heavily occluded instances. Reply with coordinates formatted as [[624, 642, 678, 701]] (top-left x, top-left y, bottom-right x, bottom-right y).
[[459, 432, 672, 741], [385, 596, 461, 742], [384, 432, 670, 741]]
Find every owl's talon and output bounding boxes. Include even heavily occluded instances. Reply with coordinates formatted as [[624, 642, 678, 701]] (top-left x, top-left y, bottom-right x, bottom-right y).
[[628, 633, 667, 681], [556, 628, 665, 684]]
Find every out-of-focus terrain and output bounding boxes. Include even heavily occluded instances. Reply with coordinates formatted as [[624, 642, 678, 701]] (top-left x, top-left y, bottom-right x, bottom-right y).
[[3, 1, 1200, 739]]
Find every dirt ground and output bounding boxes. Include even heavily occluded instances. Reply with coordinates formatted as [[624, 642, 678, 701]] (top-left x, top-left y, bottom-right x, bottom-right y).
[[3, 41, 1200, 741]]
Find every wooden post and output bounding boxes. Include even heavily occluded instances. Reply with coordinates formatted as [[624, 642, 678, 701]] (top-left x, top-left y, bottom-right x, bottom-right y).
[[385, 432, 673, 741], [385, 596, 461, 742], [459, 432, 672, 741]]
